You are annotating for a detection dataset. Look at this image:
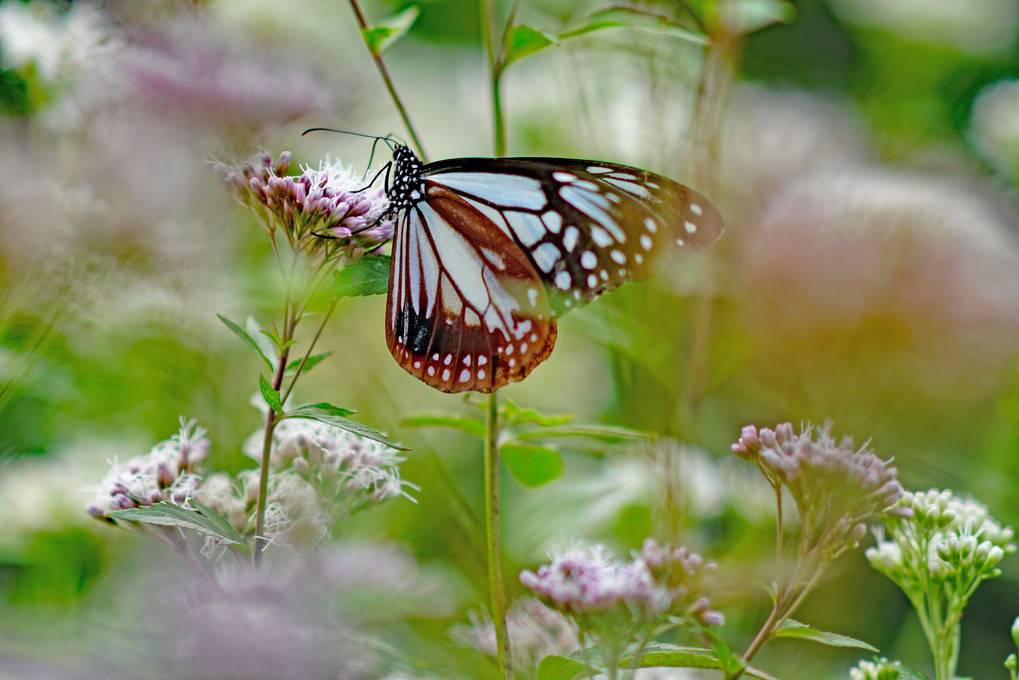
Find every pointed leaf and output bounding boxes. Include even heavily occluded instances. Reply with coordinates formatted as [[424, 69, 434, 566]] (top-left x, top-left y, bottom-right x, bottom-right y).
[[503, 24, 559, 67], [333, 254, 392, 298], [282, 409, 408, 451], [285, 352, 332, 375], [513, 423, 647, 442], [728, 0, 795, 35], [402, 412, 485, 438], [535, 655, 597, 680], [362, 6, 420, 57], [285, 402, 357, 420], [108, 502, 247, 548], [501, 400, 573, 427], [217, 313, 272, 369], [259, 374, 284, 414], [617, 643, 780, 680], [560, 7, 708, 45], [501, 443, 563, 487], [772, 620, 879, 652]]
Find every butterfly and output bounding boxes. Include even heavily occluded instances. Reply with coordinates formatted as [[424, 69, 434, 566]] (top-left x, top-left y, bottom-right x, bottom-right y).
[[377, 142, 724, 394]]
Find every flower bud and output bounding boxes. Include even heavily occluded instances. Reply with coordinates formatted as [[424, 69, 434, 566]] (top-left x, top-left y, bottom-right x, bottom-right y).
[[1011, 617, 1019, 649]]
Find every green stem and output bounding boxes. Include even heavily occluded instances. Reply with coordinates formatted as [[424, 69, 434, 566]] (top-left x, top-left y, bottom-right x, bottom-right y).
[[281, 297, 339, 405], [484, 390, 512, 679], [347, 0, 428, 160], [480, 0, 507, 156]]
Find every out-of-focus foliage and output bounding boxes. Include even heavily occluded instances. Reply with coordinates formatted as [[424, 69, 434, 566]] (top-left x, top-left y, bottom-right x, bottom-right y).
[[1, 0, 1018, 678]]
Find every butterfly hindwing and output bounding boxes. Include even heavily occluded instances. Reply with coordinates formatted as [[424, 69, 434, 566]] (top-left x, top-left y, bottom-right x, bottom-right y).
[[385, 147, 724, 393], [386, 183, 556, 393]]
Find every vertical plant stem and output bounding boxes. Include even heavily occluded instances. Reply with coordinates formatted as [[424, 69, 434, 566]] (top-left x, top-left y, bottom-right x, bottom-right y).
[[484, 390, 512, 679], [254, 312, 294, 565], [480, 0, 507, 157], [347, 0, 428, 160]]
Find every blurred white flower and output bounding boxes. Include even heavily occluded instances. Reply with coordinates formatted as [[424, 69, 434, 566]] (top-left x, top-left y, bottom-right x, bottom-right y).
[[0, 1, 120, 86], [970, 79, 1019, 179], [829, 0, 1019, 55]]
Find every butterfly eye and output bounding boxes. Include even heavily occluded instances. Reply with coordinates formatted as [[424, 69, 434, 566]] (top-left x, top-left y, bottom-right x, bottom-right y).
[[384, 147, 723, 393]]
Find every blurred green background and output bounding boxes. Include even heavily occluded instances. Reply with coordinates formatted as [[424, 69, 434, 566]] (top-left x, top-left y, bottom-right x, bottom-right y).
[[1, 0, 1019, 677]]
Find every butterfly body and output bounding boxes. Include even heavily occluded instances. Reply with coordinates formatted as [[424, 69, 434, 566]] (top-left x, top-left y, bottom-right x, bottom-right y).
[[384, 145, 723, 393]]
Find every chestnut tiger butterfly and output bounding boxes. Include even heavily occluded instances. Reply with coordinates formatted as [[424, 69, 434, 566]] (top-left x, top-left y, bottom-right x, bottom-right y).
[[348, 134, 724, 394]]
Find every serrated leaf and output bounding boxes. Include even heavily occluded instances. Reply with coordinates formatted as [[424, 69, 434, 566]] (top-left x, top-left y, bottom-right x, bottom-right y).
[[401, 412, 485, 438], [285, 352, 332, 376], [772, 620, 878, 652], [728, 0, 795, 34], [503, 24, 559, 67], [333, 254, 391, 298], [535, 655, 597, 680], [560, 7, 708, 45], [217, 313, 273, 369], [108, 502, 247, 548], [501, 443, 563, 487], [362, 6, 420, 57], [285, 402, 356, 419], [513, 423, 647, 442], [282, 409, 408, 451], [259, 374, 284, 413]]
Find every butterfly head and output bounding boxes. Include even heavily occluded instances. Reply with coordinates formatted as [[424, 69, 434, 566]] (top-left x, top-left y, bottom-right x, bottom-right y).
[[388, 145, 427, 212]]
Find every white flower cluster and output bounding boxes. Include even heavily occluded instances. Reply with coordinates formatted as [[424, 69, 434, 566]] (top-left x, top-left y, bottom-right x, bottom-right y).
[[849, 656, 908, 680], [87, 418, 209, 518], [866, 489, 1015, 582]]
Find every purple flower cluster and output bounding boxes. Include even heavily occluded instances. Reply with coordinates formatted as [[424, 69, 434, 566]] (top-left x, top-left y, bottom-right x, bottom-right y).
[[519, 541, 722, 631], [86, 418, 210, 518], [216, 151, 393, 259], [733, 423, 911, 556]]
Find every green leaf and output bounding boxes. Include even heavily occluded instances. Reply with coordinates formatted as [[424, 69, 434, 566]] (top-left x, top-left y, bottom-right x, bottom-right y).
[[285, 352, 332, 376], [281, 409, 408, 451], [618, 643, 780, 680], [501, 400, 573, 427], [259, 374, 284, 414], [560, 7, 708, 45], [333, 254, 391, 298], [108, 502, 247, 548], [512, 423, 647, 442], [362, 6, 420, 57], [217, 313, 273, 369], [501, 443, 563, 487], [502, 24, 559, 68], [285, 402, 357, 420], [728, 0, 795, 35], [535, 655, 597, 680], [772, 620, 879, 652], [401, 412, 485, 438]]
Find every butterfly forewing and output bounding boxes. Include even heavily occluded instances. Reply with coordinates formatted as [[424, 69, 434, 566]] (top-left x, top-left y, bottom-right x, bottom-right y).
[[385, 146, 724, 393]]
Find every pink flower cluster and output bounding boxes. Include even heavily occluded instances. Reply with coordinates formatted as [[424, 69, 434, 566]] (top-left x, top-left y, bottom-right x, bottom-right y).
[[520, 540, 722, 628]]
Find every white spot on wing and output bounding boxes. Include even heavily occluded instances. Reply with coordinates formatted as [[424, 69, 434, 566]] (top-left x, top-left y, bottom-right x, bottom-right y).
[[562, 226, 579, 252], [555, 271, 571, 290], [590, 226, 612, 247], [685, 221, 697, 234], [581, 251, 597, 269], [691, 203, 703, 215], [459, 369, 470, 382], [640, 234, 653, 250], [552, 171, 576, 183]]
